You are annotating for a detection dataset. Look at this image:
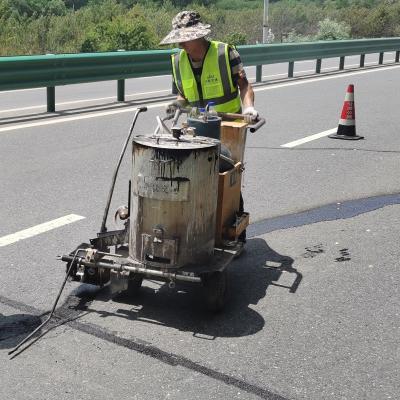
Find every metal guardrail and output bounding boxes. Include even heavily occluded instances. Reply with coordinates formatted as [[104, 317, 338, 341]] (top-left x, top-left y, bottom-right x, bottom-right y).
[[0, 38, 399, 112], [239, 38, 400, 80]]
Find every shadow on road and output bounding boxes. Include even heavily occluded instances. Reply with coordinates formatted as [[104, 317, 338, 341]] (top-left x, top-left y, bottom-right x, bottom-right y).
[[0, 238, 302, 352], [0, 313, 42, 349], [74, 237, 301, 339]]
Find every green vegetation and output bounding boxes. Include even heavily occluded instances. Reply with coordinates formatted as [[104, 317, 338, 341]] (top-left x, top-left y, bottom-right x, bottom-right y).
[[1, 0, 400, 56]]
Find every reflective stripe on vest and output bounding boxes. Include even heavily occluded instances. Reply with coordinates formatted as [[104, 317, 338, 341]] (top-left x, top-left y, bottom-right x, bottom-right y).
[[171, 41, 241, 113]]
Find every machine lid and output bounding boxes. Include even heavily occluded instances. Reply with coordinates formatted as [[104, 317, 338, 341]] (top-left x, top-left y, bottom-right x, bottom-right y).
[[132, 135, 220, 149]]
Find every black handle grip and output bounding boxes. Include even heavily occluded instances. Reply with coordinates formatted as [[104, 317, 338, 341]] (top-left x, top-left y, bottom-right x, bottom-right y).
[[138, 106, 147, 112], [249, 118, 266, 133]]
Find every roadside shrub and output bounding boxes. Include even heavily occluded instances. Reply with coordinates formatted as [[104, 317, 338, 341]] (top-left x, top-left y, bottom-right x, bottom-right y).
[[315, 18, 351, 40], [80, 13, 157, 52], [224, 32, 247, 45]]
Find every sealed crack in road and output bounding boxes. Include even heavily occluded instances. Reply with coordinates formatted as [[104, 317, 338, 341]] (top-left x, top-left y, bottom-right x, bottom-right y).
[[0, 293, 289, 400], [248, 192, 400, 237]]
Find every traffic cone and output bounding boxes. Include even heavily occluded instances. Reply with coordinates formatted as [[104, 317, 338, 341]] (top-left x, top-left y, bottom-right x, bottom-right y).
[[329, 84, 364, 140]]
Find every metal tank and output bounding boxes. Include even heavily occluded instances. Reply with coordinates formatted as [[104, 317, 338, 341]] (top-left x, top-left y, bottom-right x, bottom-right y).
[[130, 134, 220, 269]]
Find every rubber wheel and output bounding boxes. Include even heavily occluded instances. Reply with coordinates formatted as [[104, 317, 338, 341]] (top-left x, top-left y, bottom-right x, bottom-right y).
[[127, 273, 143, 294], [202, 270, 228, 312]]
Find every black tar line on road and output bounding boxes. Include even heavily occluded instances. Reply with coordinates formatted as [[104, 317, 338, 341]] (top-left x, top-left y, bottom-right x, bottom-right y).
[[0, 293, 288, 400], [3, 193, 399, 399], [248, 193, 400, 238]]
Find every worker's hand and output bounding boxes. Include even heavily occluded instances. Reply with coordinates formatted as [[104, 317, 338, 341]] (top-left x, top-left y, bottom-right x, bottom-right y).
[[165, 99, 187, 116], [243, 106, 259, 123]]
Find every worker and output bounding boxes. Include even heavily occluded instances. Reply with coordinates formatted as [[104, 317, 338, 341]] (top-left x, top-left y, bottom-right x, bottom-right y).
[[160, 10, 258, 121], [161, 10, 258, 245]]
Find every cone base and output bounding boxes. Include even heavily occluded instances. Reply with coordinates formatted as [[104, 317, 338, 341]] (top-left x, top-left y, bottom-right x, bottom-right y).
[[329, 124, 363, 140], [328, 133, 364, 140]]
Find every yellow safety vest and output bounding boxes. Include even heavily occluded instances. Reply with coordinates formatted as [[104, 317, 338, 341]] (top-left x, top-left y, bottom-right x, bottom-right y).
[[171, 41, 241, 113]]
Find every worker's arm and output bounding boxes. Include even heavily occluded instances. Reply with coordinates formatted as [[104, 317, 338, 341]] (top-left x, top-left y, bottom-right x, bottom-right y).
[[165, 93, 188, 115], [176, 93, 187, 102], [238, 76, 258, 121], [238, 76, 255, 109]]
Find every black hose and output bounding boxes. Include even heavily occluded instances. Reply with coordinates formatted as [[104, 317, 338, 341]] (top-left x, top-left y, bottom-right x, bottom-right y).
[[9, 248, 84, 358]]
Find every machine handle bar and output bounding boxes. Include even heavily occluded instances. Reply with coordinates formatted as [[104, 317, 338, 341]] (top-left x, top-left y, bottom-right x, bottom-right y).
[[217, 112, 266, 133], [100, 106, 147, 234], [165, 108, 266, 132], [248, 118, 266, 133]]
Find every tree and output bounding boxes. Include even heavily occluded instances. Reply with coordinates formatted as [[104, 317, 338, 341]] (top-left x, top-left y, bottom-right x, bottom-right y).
[[80, 13, 156, 52], [63, 0, 88, 9], [224, 32, 247, 45], [315, 18, 350, 40], [9, 0, 67, 17]]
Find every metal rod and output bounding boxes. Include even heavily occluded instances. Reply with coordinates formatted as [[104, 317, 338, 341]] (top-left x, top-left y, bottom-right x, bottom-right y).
[[396, 51, 400, 63], [156, 116, 173, 135], [60, 255, 202, 283], [154, 113, 174, 136], [262, 0, 269, 43], [379, 52, 384, 65], [9, 248, 83, 357], [128, 180, 131, 219], [100, 107, 147, 234], [47, 87, 55, 112], [171, 108, 182, 126]]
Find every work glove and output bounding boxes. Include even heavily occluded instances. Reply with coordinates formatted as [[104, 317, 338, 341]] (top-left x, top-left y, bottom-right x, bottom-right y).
[[243, 106, 259, 123], [165, 99, 187, 116]]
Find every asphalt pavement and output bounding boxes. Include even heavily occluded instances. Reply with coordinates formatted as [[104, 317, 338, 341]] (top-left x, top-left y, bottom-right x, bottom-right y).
[[0, 58, 399, 400]]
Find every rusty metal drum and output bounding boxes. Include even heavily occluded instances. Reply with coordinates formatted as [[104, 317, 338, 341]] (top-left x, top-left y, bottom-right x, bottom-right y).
[[129, 135, 220, 269]]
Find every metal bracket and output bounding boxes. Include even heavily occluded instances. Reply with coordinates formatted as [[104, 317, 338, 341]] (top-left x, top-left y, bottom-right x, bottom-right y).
[[141, 233, 178, 268]]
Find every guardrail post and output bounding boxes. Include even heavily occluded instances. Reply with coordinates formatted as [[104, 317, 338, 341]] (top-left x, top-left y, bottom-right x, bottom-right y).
[[339, 56, 345, 70], [172, 81, 178, 95], [360, 54, 365, 68], [379, 52, 384, 64], [47, 87, 55, 112], [117, 79, 125, 102], [288, 61, 294, 78], [315, 59, 321, 74], [396, 51, 400, 63], [256, 65, 262, 82]]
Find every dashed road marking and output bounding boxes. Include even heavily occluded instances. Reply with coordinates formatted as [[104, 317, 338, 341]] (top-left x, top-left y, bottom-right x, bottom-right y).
[[0, 89, 171, 114], [1, 64, 399, 135], [0, 214, 85, 247], [281, 128, 337, 148]]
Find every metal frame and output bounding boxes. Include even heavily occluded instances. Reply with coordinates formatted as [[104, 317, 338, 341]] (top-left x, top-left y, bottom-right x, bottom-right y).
[[1, 38, 399, 111]]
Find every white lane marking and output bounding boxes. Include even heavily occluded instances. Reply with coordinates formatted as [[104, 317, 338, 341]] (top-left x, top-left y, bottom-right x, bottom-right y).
[[254, 60, 395, 80], [0, 214, 85, 247], [0, 60, 396, 114], [0, 102, 168, 133], [0, 89, 171, 114], [1, 64, 399, 134], [0, 87, 44, 94], [0, 75, 171, 95], [253, 64, 400, 93], [281, 128, 337, 148]]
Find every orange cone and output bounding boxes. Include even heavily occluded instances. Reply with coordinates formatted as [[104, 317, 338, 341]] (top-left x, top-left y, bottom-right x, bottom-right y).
[[329, 84, 364, 140]]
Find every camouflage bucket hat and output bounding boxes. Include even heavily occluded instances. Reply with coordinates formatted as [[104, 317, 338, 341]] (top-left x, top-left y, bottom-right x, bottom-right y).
[[160, 10, 211, 45]]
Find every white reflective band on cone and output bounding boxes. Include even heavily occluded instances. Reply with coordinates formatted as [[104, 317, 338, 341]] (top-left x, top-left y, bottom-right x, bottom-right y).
[[338, 118, 355, 126], [344, 93, 354, 101]]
